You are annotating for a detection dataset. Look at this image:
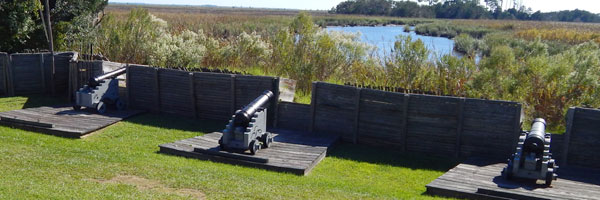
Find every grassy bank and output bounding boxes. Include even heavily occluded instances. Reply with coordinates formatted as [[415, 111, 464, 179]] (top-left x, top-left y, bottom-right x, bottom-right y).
[[0, 96, 457, 199]]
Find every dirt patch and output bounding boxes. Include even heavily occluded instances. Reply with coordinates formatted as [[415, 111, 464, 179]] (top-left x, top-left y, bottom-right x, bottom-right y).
[[94, 175, 205, 199]]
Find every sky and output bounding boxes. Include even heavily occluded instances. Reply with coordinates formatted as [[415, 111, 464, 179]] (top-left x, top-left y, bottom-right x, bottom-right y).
[[108, 0, 600, 14]]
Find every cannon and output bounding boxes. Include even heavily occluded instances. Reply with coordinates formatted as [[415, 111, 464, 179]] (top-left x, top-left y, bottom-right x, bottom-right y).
[[502, 118, 558, 186], [219, 90, 274, 155], [73, 66, 126, 114]]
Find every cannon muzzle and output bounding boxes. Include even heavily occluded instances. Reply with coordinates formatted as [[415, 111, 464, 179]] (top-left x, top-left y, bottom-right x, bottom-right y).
[[89, 67, 127, 87], [524, 118, 546, 153], [234, 90, 273, 126]]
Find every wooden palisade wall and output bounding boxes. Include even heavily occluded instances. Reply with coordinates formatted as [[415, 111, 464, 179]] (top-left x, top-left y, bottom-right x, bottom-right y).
[[0, 52, 76, 96], [127, 65, 280, 123], [561, 107, 600, 168], [0, 53, 7, 96], [277, 82, 522, 159]]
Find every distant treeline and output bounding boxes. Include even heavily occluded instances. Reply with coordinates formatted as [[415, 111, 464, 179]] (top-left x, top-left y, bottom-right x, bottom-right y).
[[331, 0, 600, 23]]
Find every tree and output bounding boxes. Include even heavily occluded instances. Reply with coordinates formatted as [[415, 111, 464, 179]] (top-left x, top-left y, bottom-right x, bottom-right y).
[[0, 1, 42, 52], [0, 0, 108, 53]]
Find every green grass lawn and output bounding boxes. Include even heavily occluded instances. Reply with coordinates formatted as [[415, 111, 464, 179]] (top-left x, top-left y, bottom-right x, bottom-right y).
[[0, 96, 457, 199]]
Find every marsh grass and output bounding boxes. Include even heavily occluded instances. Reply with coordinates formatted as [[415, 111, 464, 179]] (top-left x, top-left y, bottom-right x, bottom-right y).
[[93, 5, 600, 131]]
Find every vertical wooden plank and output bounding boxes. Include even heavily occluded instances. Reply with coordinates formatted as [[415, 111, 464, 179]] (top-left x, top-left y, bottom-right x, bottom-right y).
[[511, 104, 523, 156], [8, 54, 14, 96], [230, 74, 236, 115], [126, 65, 131, 109], [309, 82, 318, 133], [189, 72, 197, 118], [401, 94, 410, 152], [561, 107, 575, 167], [68, 61, 74, 101], [272, 77, 280, 128], [154, 68, 160, 113], [1, 53, 7, 96], [353, 87, 362, 144], [455, 97, 466, 158], [40, 54, 46, 94]]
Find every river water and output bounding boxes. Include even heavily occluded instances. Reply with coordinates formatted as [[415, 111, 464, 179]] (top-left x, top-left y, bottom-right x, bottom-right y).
[[326, 26, 460, 59]]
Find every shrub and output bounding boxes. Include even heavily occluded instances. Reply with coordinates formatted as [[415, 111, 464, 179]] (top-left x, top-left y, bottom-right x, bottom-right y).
[[453, 33, 477, 56]]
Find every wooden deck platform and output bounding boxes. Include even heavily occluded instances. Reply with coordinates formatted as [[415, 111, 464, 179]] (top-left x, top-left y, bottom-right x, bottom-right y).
[[0, 105, 143, 138], [159, 130, 340, 175], [426, 157, 600, 200]]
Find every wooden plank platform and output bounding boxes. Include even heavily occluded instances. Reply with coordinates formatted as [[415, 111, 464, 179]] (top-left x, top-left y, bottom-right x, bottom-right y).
[[159, 130, 339, 175], [426, 157, 600, 200], [0, 105, 143, 138]]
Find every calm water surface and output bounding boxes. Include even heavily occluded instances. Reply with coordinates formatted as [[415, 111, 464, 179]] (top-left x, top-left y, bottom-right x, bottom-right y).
[[327, 26, 460, 59]]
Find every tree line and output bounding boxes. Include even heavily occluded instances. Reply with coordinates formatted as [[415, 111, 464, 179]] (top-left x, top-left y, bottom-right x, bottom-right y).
[[331, 0, 600, 23], [0, 0, 107, 53]]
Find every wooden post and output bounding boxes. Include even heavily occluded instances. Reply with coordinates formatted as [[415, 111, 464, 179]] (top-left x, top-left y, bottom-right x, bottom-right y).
[[401, 94, 410, 152], [68, 61, 74, 101], [455, 98, 466, 158], [154, 68, 160, 113], [230, 75, 236, 115], [126, 65, 131, 109], [309, 82, 318, 133], [2, 54, 7, 96], [8, 54, 14, 96], [189, 72, 197, 118], [353, 87, 362, 144], [511, 103, 524, 156], [272, 77, 280, 128], [561, 108, 575, 167], [39, 54, 46, 93]]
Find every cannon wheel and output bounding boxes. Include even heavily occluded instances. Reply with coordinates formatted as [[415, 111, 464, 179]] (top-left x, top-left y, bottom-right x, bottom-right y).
[[545, 172, 553, 187], [250, 140, 259, 155], [218, 138, 226, 151], [503, 164, 513, 180], [115, 99, 125, 111], [261, 133, 272, 148], [96, 101, 107, 114], [73, 105, 81, 111]]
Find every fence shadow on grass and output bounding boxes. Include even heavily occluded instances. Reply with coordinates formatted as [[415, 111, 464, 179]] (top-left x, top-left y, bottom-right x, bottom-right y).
[[123, 113, 226, 134], [22, 95, 69, 109], [327, 142, 460, 172]]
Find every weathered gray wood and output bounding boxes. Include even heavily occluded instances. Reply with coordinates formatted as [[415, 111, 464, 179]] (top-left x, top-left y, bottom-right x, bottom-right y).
[[562, 108, 575, 167], [309, 82, 318, 133], [455, 98, 465, 158], [426, 157, 600, 200], [39, 54, 46, 94], [401, 94, 409, 152], [277, 102, 311, 132], [0, 116, 55, 128], [7, 54, 14, 96], [353, 87, 361, 144], [0, 53, 6, 96], [126, 65, 131, 109], [189, 72, 197, 118], [230, 75, 236, 115], [159, 129, 339, 175], [272, 77, 280, 128], [154, 67, 160, 113], [0, 105, 143, 138]]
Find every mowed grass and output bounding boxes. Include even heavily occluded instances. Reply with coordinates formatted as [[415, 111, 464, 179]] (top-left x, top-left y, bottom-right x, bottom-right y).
[[0, 96, 457, 199]]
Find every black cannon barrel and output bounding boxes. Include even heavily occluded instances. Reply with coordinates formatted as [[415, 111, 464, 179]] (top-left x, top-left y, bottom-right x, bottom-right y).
[[89, 67, 127, 87], [234, 90, 273, 126], [524, 118, 547, 153]]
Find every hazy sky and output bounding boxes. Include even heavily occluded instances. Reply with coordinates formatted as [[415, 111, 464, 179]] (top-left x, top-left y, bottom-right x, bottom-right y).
[[108, 0, 600, 13]]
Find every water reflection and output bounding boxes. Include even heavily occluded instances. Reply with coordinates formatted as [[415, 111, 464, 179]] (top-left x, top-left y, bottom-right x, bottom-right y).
[[326, 26, 463, 60]]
